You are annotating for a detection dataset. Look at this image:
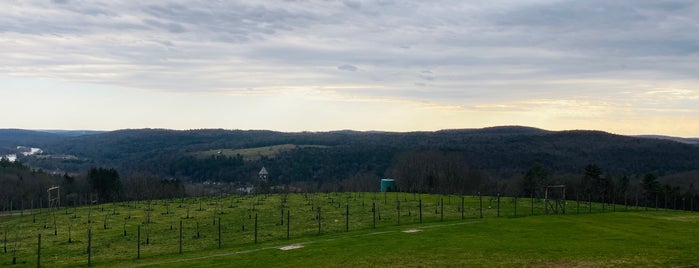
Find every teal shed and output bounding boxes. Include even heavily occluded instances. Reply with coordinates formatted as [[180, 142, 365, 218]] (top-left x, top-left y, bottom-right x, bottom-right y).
[[380, 178, 395, 192]]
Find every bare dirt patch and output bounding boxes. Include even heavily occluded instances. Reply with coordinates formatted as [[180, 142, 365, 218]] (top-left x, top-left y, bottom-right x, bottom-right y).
[[279, 244, 304, 251]]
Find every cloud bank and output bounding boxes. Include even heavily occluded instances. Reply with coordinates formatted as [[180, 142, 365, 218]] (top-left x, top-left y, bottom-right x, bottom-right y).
[[1, 1, 698, 135]]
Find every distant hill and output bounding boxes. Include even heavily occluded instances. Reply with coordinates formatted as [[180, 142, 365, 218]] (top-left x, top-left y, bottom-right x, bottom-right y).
[[0, 129, 63, 144], [40, 130, 106, 136], [0, 126, 694, 187], [636, 135, 699, 146], [0, 129, 104, 156]]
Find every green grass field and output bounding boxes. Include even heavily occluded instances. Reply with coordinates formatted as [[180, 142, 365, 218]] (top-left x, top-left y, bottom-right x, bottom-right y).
[[1, 193, 697, 267], [195, 144, 328, 160]]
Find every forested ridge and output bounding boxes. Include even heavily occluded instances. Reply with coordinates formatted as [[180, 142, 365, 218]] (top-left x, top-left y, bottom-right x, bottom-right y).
[[1, 126, 698, 183], [1, 126, 698, 208]]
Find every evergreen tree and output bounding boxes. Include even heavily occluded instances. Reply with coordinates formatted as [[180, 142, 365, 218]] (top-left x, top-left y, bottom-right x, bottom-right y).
[[87, 167, 121, 202], [640, 172, 660, 205], [522, 163, 549, 197]]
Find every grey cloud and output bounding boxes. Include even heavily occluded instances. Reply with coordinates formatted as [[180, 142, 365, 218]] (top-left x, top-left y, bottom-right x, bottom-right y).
[[420, 74, 434, 81], [143, 19, 187, 33], [343, 0, 361, 9], [338, 64, 358, 71], [1, 0, 698, 107], [490, 1, 699, 57]]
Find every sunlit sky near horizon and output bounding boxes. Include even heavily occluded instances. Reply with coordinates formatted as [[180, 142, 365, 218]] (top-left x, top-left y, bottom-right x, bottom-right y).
[[1, 1, 698, 137]]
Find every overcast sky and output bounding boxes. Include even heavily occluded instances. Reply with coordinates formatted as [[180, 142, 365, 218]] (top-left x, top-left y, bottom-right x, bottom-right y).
[[1, 0, 698, 136]]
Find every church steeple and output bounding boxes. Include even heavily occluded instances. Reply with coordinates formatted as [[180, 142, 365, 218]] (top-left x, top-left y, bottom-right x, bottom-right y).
[[259, 166, 269, 182]]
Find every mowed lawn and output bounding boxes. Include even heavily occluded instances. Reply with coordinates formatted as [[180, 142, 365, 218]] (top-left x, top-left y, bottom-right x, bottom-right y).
[[124, 211, 699, 268]]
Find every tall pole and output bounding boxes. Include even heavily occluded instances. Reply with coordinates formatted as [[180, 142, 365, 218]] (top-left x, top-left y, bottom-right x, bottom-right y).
[[545, 187, 549, 214], [37, 233, 41, 268], [87, 228, 92, 266], [179, 220, 182, 254], [419, 198, 422, 223], [562, 187, 566, 214], [497, 193, 501, 217], [440, 198, 444, 221], [316, 207, 321, 235], [397, 201, 400, 226], [372, 202, 376, 228], [137, 225, 141, 259], [479, 192, 483, 218], [461, 196, 465, 220]]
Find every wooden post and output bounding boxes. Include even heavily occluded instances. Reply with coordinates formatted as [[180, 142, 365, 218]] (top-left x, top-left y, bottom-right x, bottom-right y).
[[461, 196, 465, 220], [440, 198, 444, 221], [218, 218, 221, 249], [497, 193, 500, 217], [397, 200, 400, 226], [577, 195, 580, 214], [179, 220, 182, 254], [255, 213, 258, 243], [545, 188, 549, 215], [87, 228, 92, 266], [4, 226, 7, 253], [419, 198, 423, 223], [37, 233, 40, 268], [562, 187, 566, 214], [530, 194, 534, 215], [137, 225, 140, 259], [479, 193, 483, 218], [316, 207, 321, 235], [346, 204, 349, 232], [286, 210, 290, 240], [362, 193, 365, 208], [514, 196, 517, 217], [372, 202, 376, 228]]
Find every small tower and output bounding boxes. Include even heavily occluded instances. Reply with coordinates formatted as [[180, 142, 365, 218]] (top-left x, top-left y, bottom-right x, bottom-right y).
[[259, 167, 269, 182]]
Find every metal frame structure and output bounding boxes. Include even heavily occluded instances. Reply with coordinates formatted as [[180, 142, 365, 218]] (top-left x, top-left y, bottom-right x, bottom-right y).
[[47, 186, 60, 210], [544, 185, 566, 214]]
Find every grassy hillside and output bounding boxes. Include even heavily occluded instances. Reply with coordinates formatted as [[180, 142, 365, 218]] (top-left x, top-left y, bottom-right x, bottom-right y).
[[195, 144, 329, 161], [137, 212, 699, 268], [1, 192, 697, 267]]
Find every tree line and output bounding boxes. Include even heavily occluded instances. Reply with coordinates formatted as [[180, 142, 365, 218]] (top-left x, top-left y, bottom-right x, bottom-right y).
[[2, 150, 697, 212], [0, 159, 184, 212]]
